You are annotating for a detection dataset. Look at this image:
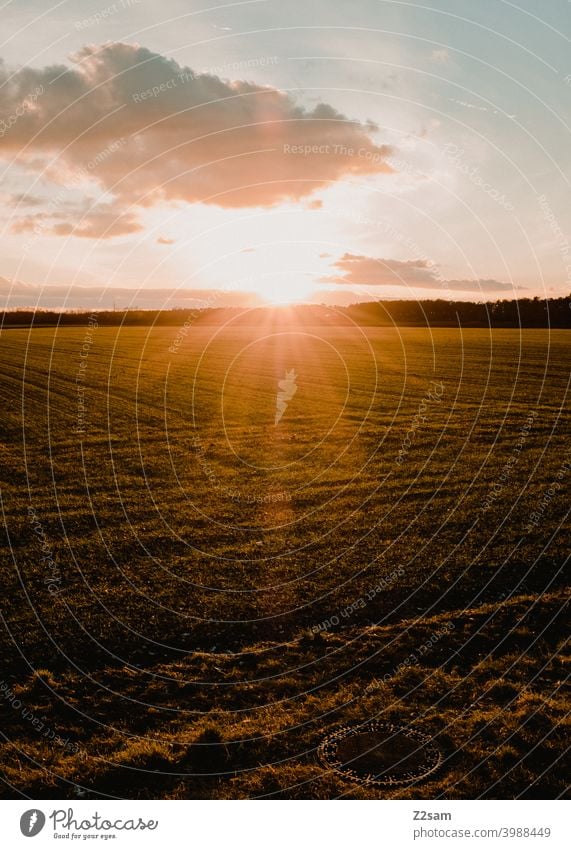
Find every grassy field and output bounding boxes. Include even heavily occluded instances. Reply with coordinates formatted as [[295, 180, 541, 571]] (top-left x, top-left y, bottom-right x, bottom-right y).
[[0, 320, 568, 799]]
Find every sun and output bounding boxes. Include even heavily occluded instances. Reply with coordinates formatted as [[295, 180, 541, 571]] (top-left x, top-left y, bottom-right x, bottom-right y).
[[252, 275, 314, 305]]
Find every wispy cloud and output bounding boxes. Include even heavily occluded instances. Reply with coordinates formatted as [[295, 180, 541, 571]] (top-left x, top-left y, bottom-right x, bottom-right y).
[[0, 278, 261, 310], [9, 203, 143, 239], [431, 49, 449, 64]]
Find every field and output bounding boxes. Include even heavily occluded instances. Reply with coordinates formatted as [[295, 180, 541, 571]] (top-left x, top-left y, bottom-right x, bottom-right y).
[[0, 320, 568, 799]]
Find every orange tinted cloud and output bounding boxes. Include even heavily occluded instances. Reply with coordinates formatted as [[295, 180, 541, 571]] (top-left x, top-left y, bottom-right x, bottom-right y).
[[10, 205, 143, 238], [323, 253, 517, 291], [0, 43, 392, 211]]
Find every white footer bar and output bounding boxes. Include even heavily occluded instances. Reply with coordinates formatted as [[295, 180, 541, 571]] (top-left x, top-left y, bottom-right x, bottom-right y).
[[1, 799, 567, 849]]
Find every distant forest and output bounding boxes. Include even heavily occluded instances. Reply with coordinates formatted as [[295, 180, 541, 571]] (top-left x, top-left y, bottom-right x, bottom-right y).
[[1, 296, 570, 328]]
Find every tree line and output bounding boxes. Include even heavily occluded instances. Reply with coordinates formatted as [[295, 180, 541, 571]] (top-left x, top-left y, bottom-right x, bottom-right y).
[[1, 296, 570, 328]]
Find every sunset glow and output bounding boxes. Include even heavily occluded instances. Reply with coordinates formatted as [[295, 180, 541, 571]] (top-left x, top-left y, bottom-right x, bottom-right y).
[[0, 2, 568, 309]]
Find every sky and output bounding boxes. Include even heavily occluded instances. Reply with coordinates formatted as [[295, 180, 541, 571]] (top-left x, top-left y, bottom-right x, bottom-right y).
[[0, 0, 569, 309]]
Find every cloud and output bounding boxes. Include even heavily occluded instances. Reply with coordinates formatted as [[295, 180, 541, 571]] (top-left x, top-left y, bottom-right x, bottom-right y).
[[9, 203, 143, 239], [446, 98, 516, 119], [1, 192, 44, 207], [431, 49, 449, 64], [322, 253, 518, 292], [0, 42, 393, 214], [157, 236, 175, 244], [322, 255, 436, 287], [0, 278, 262, 310]]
